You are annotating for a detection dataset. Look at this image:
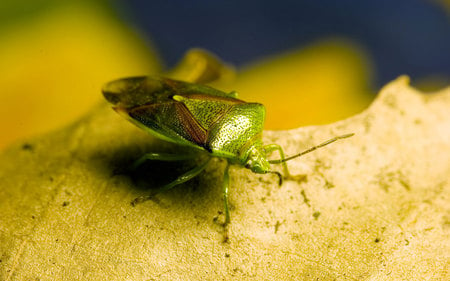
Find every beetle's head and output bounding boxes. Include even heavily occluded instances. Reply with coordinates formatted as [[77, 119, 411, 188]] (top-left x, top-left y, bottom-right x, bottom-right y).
[[245, 145, 283, 185], [244, 146, 271, 174]]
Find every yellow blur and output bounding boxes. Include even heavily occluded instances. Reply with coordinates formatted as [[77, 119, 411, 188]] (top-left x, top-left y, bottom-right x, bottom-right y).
[[232, 40, 373, 129], [0, 3, 374, 149], [0, 3, 160, 149]]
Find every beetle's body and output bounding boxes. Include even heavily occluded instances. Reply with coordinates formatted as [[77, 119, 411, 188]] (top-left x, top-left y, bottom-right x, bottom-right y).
[[103, 76, 268, 170], [103, 76, 353, 225]]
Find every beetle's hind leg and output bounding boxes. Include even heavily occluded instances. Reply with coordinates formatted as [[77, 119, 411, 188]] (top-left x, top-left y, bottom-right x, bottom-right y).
[[130, 152, 199, 170], [130, 153, 210, 206]]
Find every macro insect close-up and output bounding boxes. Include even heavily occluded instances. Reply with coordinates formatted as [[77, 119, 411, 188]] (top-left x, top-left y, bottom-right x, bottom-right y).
[[102, 76, 353, 225], [1, 1, 449, 278]]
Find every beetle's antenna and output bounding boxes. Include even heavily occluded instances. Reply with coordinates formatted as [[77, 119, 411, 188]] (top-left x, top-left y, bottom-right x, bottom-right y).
[[269, 133, 354, 164]]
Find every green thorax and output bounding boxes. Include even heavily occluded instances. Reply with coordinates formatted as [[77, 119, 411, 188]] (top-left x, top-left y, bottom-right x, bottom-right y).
[[205, 102, 266, 163]]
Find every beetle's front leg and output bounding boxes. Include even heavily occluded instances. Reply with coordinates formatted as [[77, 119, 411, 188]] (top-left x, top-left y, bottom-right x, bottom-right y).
[[131, 155, 210, 206], [263, 144, 291, 179], [264, 144, 306, 184]]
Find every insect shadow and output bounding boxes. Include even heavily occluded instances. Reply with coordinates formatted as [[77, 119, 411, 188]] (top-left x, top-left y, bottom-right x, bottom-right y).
[[108, 143, 215, 209]]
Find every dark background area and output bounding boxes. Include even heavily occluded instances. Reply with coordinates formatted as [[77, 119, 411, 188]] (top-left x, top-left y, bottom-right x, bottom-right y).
[[114, 0, 449, 88]]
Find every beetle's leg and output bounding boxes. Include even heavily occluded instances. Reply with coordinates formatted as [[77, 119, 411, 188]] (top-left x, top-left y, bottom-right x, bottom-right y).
[[131, 152, 198, 170], [222, 162, 231, 225], [131, 157, 211, 206], [263, 144, 290, 178]]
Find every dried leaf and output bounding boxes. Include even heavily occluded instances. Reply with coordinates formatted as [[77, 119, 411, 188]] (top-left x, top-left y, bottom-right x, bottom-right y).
[[0, 76, 449, 280]]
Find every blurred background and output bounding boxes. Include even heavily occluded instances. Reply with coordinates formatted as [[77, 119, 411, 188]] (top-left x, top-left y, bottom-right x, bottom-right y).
[[1, 0, 449, 149]]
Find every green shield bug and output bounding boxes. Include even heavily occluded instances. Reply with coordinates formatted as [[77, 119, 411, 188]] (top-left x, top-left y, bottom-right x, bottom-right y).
[[102, 76, 353, 225]]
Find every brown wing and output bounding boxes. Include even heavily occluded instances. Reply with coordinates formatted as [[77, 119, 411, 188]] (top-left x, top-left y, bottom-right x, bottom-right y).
[[127, 101, 208, 148], [172, 94, 244, 131]]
